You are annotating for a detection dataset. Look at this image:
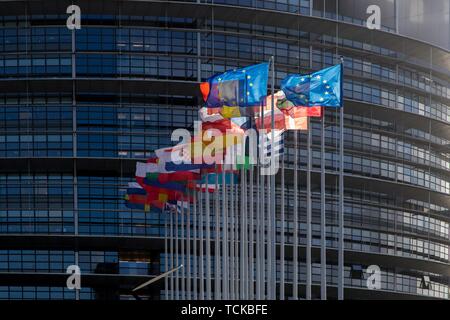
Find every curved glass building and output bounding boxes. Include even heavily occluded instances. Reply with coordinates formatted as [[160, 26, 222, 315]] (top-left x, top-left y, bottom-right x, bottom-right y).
[[0, 0, 449, 300]]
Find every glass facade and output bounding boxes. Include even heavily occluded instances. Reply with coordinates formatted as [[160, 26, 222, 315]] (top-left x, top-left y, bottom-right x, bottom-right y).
[[0, 0, 448, 300]]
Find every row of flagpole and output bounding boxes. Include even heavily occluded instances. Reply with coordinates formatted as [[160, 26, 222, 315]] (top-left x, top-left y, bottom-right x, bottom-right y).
[[162, 59, 345, 301]]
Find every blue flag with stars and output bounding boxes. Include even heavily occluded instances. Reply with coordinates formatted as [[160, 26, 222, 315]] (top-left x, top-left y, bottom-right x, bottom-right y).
[[204, 63, 269, 108], [281, 64, 343, 108]]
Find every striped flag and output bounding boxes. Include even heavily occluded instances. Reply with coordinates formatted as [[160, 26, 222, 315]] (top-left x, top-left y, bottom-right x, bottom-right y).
[[261, 129, 285, 158]]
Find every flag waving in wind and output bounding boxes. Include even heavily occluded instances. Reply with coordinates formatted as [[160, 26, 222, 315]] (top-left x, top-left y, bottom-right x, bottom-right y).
[[201, 63, 269, 109], [281, 64, 343, 108]]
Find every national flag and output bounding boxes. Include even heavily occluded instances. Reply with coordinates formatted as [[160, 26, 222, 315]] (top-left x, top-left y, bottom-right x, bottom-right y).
[[277, 100, 323, 118], [187, 172, 237, 193], [281, 64, 343, 107], [126, 182, 146, 195], [142, 179, 187, 193], [155, 140, 205, 165], [255, 107, 308, 131], [163, 162, 216, 173], [164, 201, 187, 214], [124, 191, 150, 211], [154, 171, 202, 184], [262, 91, 321, 115], [261, 129, 285, 158]]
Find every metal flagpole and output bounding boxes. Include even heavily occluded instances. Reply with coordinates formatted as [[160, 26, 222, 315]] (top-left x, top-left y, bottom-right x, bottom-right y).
[[170, 208, 174, 299], [306, 116, 312, 300], [320, 108, 327, 300], [264, 169, 272, 300], [175, 202, 179, 299], [259, 102, 265, 300], [267, 147, 272, 299], [234, 177, 239, 299], [249, 162, 255, 300], [230, 169, 235, 299], [268, 56, 276, 300], [164, 209, 169, 300], [338, 96, 345, 300], [193, 189, 198, 299], [240, 162, 245, 298], [206, 183, 212, 299], [215, 172, 221, 299], [293, 130, 299, 300], [256, 122, 261, 300], [199, 190, 204, 299], [221, 170, 229, 299], [280, 137, 285, 300], [337, 12, 345, 298], [181, 198, 186, 300], [243, 165, 248, 299], [187, 192, 192, 299]]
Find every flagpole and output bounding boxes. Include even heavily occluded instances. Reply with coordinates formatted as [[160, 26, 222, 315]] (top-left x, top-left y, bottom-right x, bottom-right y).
[[206, 182, 212, 300], [170, 205, 174, 300], [221, 170, 229, 299], [164, 208, 169, 300], [338, 59, 345, 301], [199, 190, 204, 299], [230, 168, 235, 299], [215, 172, 221, 299], [266, 151, 272, 300], [243, 165, 248, 299], [193, 188, 198, 299], [259, 101, 266, 300], [175, 201, 179, 299], [240, 163, 245, 298], [320, 108, 327, 300], [181, 196, 186, 300], [280, 138, 285, 300], [256, 122, 261, 300], [234, 177, 239, 299], [293, 130, 299, 300], [269, 55, 276, 300], [187, 191, 192, 299], [249, 162, 255, 300], [264, 166, 272, 300], [306, 116, 312, 300]]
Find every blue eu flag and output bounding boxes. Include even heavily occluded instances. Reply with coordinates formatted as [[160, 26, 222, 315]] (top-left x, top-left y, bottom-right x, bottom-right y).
[[281, 64, 343, 108], [203, 63, 269, 108]]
